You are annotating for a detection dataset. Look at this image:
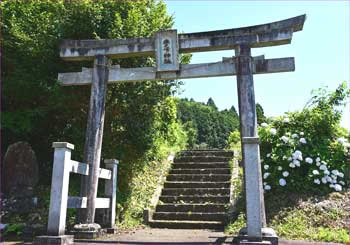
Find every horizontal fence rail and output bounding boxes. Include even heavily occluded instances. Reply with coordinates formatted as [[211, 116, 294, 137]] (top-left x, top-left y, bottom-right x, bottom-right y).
[[70, 160, 112, 179], [67, 197, 110, 209]]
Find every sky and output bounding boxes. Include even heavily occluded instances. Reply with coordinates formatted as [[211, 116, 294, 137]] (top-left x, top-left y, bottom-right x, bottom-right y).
[[165, 1, 350, 128]]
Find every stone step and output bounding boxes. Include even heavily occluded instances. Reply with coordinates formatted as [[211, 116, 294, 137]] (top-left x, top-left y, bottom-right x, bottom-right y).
[[172, 162, 229, 169], [148, 220, 224, 230], [166, 174, 231, 182], [169, 168, 231, 175], [178, 151, 234, 157], [161, 188, 230, 196], [153, 212, 227, 222], [174, 156, 232, 163], [159, 195, 230, 204], [156, 204, 227, 213], [164, 181, 231, 189], [149, 149, 234, 230]]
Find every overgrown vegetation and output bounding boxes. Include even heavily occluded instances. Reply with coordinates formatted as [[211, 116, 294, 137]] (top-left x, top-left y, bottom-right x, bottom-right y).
[[226, 83, 350, 243], [226, 190, 350, 243], [117, 155, 173, 228]]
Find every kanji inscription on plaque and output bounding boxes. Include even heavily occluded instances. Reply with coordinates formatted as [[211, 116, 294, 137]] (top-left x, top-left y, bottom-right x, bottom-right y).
[[155, 30, 179, 72]]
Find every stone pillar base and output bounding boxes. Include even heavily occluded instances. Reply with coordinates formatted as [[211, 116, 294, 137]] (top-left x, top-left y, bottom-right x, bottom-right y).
[[34, 235, 74, 245], [71, 230, 102, 239], [234, 227, 278, 245], [71, 223, 103, 239]]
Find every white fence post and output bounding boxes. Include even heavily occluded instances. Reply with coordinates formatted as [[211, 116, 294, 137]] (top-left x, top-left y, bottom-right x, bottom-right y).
[[104, 159, 118, 228], [47, 142, 74, 236]]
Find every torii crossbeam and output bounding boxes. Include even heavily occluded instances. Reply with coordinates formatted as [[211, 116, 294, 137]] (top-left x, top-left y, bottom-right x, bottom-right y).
[[57, 14, 306, 243]]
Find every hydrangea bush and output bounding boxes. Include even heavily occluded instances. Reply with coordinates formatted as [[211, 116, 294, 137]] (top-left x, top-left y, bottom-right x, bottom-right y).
[[259, 82, 350, 193]]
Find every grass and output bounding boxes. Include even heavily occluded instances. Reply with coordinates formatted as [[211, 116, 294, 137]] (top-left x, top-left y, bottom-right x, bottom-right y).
[[225, 179, 350, 243], [267, 191, 350, 243], [116, 146, 175, 229]]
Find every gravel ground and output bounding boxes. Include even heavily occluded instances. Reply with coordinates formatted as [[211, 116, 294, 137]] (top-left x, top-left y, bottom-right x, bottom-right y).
[[73, 227, 345, 245]]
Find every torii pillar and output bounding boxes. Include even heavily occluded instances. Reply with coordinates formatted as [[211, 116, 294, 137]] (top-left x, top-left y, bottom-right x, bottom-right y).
[[235, 44, 277, 244], [78, 55, 110, 225]]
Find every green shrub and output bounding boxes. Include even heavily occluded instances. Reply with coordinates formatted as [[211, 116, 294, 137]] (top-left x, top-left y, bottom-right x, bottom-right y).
[[225, 213, 246, 235], [259, 82, 350, 193], [313, 227, 350, 243], [4, 223, 25, 236], [227, 129, 241, 152]]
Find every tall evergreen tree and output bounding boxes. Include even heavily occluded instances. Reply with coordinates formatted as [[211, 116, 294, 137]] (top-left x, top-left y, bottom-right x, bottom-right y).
[[256, 103, 267, 125], [206, 97, 218, 110], [229, 105, 239, 117]]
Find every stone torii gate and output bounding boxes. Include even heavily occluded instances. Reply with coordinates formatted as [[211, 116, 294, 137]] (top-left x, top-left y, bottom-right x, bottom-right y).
[[58, 15, 306, 243]]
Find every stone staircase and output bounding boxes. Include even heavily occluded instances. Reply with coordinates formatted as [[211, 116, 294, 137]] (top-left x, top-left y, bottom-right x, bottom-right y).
[[148, 150, 234, 230]]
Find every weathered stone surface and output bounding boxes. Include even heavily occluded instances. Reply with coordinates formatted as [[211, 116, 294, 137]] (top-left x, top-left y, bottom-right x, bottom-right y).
[[236, 45, 266, 238], [72, 223, 102, 239], [73, 223, 101, 232], [58, 57, 295, 86], [155, 30, 179, 72], [103, 159, 118, 228], [3, 142, 39, 197], [67, 196, 110, 209], [149, 150, 232, 229], [237, 227, 278, 245], [47, 144, 72, 236], [59, 15, 306, 61], [78, 55, 110, 224]]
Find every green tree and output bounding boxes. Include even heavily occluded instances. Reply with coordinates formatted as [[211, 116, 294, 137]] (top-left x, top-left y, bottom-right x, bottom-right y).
[[183, 121, 198, 149], [206, 97, 218, 110], [1, 0, 181, 189], [176, 98, 239, 149], [256, 103, 267, 125], [229, 105, 239, 118]]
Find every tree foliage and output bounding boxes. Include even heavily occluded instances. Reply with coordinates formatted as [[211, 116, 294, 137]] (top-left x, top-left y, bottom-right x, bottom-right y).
[[176, 98, 239, 149], [206, 97, 218, 110], [259, 82, 350, 193], [256, 102, 266, 125], [1, 0, 184, 193]]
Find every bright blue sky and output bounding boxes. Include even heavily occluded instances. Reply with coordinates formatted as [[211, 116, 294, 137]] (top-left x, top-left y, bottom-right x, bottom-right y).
[[165, 1, 350, 128]]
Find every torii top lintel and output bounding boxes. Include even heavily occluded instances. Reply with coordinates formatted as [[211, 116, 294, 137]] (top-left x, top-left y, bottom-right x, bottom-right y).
[[59, 14, 306, 61]]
